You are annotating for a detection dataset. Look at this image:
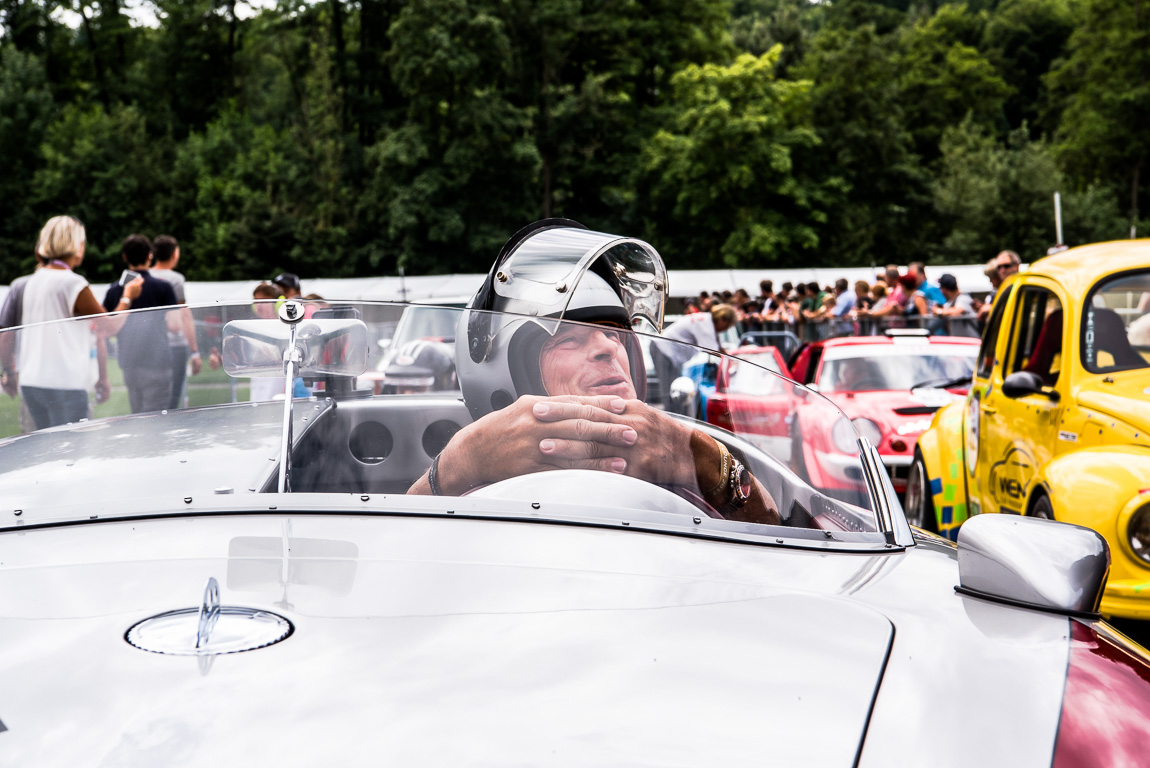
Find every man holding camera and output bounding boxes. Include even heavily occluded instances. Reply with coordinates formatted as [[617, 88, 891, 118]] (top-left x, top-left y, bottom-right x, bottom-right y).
[[102, 234, 178, 414]]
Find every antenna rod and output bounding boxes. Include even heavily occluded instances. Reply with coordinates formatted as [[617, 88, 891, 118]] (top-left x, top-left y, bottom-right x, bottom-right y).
[[1054, 192, 1063, 245]]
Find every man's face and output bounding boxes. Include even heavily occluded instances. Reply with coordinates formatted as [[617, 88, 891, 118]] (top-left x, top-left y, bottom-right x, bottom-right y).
[[540, 324, 636, 399], [996, 257, 1019, 278]]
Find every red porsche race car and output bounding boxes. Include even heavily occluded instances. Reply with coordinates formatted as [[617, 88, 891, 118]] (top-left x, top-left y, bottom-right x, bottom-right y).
[[705, 332, 979, 503], [787, 332, 979, 496]]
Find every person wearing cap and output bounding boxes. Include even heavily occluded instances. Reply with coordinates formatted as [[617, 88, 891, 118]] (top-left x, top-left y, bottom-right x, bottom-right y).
[[272, 273, 302, 300], [934, 273, 979, 337], [407, 220, 779, 526]]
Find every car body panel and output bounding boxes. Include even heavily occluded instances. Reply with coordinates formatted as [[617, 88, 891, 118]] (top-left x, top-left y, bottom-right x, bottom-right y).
[[915, 400, 969, 539], [0, 514, 1069, 767], [915, 239, 1150, 619]]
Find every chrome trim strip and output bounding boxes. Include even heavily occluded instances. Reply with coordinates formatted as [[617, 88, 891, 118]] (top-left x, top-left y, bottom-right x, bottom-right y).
[[858, 437, 915, 548]]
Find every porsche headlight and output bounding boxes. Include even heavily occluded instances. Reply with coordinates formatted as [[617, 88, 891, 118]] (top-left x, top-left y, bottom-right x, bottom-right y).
[[831, 418, 883, 454], [831, 420, 861, 453], [1129, 506, 1150, 564], [852, 418, 883, 447]]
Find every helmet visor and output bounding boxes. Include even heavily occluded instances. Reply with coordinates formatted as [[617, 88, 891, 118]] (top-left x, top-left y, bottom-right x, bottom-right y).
[[491, 227, 667, 332]]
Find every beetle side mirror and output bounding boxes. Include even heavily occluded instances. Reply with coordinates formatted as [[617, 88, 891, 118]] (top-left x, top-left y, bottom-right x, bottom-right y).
[[1001, 371, 1059, 401], [957, 515, 1109, 616]]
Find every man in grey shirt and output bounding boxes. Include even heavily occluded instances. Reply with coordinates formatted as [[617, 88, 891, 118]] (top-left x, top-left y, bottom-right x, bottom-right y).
[[150, 235, 201, 409], [935, 273, 979, 337]]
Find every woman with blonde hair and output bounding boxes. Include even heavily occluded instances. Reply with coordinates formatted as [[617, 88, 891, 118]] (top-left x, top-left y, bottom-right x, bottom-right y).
[[14, 216, 142, 429]]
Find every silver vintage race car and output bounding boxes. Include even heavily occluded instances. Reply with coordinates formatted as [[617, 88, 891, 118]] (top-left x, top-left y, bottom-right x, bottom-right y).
[[0, 224, 1148, 766]]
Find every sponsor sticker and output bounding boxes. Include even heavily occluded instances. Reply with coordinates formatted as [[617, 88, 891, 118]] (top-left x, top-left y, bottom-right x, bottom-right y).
[[1058, 430, 1078, 442]]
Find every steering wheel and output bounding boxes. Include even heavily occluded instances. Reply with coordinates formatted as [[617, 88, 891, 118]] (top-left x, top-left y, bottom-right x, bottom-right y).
[[845, 378, 885, 391], [468, 469, 704, 518]]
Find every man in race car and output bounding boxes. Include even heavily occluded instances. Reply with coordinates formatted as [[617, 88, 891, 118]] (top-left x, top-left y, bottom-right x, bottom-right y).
[[408, 222, 779, 526]]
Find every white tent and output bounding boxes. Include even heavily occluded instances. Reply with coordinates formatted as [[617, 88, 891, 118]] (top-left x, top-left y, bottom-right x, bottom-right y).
[[0, 265, 998, 308]]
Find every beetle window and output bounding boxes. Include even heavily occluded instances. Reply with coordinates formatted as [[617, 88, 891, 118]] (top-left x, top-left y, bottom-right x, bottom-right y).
[[1006, 288, 1063, 387], [1083, 272, 1150, 373], [976, 287, 1010, 379]]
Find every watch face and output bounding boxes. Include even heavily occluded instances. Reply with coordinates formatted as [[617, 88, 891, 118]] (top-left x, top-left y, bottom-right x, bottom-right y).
[[733, 462, 752, 503]]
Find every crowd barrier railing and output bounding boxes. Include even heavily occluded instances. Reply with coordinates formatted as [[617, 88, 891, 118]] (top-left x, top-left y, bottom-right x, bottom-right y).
[[734, 313, 981, 350]]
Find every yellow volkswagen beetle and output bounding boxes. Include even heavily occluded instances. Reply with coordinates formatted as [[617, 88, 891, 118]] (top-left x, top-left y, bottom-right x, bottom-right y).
[[907, 240, 1150, 620]]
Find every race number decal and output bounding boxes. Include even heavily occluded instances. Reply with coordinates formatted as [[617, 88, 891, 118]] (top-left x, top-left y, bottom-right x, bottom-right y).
[[965, 392, 980, 476]]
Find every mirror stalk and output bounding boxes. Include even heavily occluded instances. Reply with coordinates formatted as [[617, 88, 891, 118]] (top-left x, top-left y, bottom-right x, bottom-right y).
[[277, 302, 306, 494]]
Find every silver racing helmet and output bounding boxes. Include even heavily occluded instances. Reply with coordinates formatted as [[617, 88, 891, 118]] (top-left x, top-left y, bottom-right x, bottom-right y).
[[457, 219, 669, 420]]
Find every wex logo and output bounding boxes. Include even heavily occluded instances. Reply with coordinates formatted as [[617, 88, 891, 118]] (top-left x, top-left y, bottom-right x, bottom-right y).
[[988, 445, 1035, 507]]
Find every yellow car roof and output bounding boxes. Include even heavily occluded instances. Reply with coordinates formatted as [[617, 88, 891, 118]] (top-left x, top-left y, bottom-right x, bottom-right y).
[[1019, 239, 1150, 294]]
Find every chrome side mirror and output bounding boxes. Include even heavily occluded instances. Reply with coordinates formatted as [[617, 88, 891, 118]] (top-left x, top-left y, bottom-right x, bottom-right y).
[[668, 376, 698, 417], [957, 514, 1109, 616], [222, 318, 369, 378]]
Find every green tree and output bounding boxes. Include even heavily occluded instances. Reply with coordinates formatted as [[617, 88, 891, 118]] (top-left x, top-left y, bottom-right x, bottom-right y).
[[0, 48, 56, 280], [31, 103, 168, 282], [933, 116, 1128, 261], [638, 48, 831, 268], [895, 4, 1011, 162], [361, 0, 539, 274], [1047, 0, 1149, 228], [795, 23, 931, 265], [981, 0, 1073, 137]]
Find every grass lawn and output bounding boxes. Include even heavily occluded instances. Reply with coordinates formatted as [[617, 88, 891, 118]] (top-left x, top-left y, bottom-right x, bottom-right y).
[[0, 360, 251, 438]]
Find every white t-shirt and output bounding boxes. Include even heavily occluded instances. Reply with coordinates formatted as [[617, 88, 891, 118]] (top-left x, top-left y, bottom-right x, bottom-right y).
[[18, 268, 93, 391], [653, 313, 720, 368]]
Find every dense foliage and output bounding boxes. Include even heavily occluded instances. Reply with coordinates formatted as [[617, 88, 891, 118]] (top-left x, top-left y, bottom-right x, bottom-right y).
[[0, 0, 1144, 282]]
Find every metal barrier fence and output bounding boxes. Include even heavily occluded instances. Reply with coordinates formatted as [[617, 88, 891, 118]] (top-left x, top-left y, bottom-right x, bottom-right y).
[[737, 313, 980, 344]]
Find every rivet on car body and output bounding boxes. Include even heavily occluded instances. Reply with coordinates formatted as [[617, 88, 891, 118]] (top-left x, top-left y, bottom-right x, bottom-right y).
[[447, 510, 455, 514], [184, 497, 193, 504], [555, 281, 567, 293], [776, 538, 783, 544], [361, 495, 370, 502], [693, 517, 702, 524], [214, 487, 234, 495], [531, 502, 541, 509], [13, 510, 21, 517], [823, 530, 833, 538], [622, 521, 630, 526]]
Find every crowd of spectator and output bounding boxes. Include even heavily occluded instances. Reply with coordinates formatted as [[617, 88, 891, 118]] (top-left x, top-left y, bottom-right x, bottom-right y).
[[682, 253, 1021, 342]]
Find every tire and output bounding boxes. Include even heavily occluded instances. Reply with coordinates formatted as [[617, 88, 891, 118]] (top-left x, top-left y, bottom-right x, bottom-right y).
[[904, 452, 937, 532], [1029, 493, 1054, 520]]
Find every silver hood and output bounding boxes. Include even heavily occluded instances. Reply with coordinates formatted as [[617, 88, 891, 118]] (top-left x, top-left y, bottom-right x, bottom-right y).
[[0, 514, 894, 766]]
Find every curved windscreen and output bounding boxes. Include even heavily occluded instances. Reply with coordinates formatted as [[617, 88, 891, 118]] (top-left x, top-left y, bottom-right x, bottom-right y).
[[0, 301, 878, 537]]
